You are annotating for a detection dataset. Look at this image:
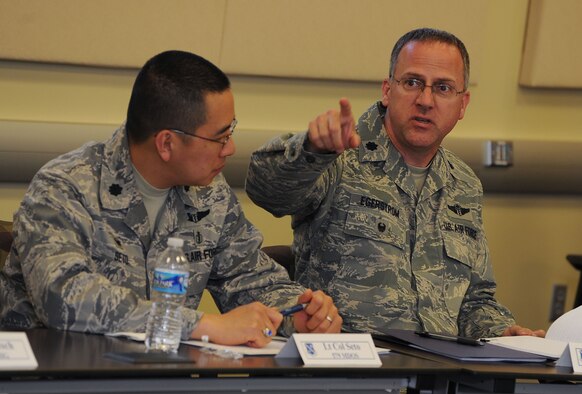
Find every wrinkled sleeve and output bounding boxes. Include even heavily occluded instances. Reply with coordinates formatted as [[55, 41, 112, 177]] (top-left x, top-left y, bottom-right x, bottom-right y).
[[14, 171, 162, 334], [205, 185, 305, 320], [457, 204, 515, 338], [245, 132, 340, 221]]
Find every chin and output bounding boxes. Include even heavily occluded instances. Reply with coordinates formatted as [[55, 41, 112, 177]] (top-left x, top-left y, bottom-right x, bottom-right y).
[[197, 177, 215, 187]]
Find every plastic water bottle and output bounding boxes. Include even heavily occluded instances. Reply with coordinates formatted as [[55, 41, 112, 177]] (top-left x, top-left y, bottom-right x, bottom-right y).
[[145, 237, 189, 353]]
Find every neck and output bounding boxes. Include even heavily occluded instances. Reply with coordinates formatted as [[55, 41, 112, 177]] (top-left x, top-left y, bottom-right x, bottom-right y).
[[384, 122, 437, 167], [129, 141, 173, 189], [400, 151, 435, 168]]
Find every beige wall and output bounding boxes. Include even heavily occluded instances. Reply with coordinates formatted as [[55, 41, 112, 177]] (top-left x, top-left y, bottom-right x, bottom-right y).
[[1, 0, 582, 330]]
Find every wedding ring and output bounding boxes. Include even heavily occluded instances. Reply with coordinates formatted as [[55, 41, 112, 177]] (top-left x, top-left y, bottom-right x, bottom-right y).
[[262, 327, 273, 337], [326, 315, 333, 323]]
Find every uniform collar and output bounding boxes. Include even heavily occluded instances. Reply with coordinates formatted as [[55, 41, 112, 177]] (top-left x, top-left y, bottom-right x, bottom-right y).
[[98, 125, 201, 249], [99, 126, 138, 210], [98, 125, 198, 211], [356, 101, 454, 198]]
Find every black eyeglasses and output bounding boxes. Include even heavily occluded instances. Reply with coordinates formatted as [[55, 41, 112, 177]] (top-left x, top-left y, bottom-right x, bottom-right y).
[[392, 77, 465, 99], [169, 119, 237, 146]]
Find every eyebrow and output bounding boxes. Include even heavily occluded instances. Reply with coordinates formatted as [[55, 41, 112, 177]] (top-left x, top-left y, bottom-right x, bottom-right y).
[[212, 118, 236, 137], [403, 73, 457, 85]]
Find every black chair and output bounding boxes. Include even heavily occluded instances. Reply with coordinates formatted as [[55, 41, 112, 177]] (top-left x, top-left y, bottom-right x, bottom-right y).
[[262, 245, 295, 281], [567, 254, 582, 309], [0, 220, 13, 270]]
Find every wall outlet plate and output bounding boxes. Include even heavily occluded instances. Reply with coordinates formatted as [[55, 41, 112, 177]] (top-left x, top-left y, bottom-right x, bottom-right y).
[[484, 141, 513, 167]]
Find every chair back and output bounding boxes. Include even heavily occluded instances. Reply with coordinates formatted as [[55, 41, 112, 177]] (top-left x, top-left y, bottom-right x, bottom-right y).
[[261, 245, 295, 281], [0, 220, 14, 270], [567, 254, 582, 308]]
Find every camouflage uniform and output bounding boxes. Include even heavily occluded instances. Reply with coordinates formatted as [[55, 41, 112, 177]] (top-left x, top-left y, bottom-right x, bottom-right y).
[[246, 102, 515, 338], [0, 126, 303, 338]]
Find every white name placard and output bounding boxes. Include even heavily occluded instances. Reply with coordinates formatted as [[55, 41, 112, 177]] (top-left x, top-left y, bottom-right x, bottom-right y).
[[568, 342, 582, 373], [0, 332, 38, 370], [276, 333, 382, 367]]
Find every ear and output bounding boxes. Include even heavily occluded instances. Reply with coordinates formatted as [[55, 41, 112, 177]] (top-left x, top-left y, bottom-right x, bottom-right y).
[[154, 130, 174, 162], [381, 78, 391, 107], [458, 91, 471, 120]]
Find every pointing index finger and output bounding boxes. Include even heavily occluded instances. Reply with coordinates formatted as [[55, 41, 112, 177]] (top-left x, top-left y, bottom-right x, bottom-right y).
[[339, 98, 352, 118]]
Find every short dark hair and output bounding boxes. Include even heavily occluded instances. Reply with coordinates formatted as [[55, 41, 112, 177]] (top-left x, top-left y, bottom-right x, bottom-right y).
[[389, 28, 470, 90], [126, 50, 230, 143]]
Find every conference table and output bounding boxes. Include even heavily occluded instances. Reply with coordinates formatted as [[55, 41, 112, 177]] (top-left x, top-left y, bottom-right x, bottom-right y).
[[1, 329, 581, 394], [372, 337, 582, 393]]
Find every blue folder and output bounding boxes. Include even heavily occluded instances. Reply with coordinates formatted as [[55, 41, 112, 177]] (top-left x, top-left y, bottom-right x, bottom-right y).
[[374, 329, 552, 363]]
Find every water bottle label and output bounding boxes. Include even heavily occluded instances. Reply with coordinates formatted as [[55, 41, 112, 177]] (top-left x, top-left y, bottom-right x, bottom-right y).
[[152, 269, 189, 295]]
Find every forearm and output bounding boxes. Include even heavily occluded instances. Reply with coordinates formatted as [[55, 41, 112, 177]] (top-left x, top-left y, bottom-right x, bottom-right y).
[[246, 132, 339, 217], [457, 266, 515, 338]]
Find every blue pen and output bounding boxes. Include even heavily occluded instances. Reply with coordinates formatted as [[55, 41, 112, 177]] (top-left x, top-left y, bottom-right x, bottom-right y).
[[279, 303, 307, 316]]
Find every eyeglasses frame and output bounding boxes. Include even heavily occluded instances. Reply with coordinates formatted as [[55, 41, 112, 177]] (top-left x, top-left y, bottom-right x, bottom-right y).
[[169, 118, 238, 146], [391, 77, 466, 98]]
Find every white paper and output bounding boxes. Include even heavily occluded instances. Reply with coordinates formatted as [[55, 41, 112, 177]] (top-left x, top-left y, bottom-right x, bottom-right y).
[[485, 335, 566, 359], [181, 338, 286, 356], [0, 332, 38, 370], [483, 306, 582, 368], [547, 305, 582, 343], [107, 331, 390, 357], [106, 332, 286, 356]]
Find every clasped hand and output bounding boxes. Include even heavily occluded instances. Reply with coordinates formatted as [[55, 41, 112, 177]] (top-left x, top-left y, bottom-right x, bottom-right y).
[[192, 289, 341, 348]]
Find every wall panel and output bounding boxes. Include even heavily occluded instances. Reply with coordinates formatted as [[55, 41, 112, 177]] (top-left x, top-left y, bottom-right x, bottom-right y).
[[0, 0, 226, 67], [220, 0, 485, 82], [520, 0, 582, 88], [0, 0, 485, 82]]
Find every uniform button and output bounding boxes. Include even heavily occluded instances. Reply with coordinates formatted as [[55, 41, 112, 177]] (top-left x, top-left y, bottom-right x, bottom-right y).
[[378, 222, 386, 232]]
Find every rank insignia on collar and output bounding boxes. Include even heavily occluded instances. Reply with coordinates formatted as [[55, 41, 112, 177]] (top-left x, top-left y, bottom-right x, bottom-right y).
[[448, 204, 470, 216], [187, 209, 210, 223], [365, 141, 378, 151], [109, 183, 123, 196]]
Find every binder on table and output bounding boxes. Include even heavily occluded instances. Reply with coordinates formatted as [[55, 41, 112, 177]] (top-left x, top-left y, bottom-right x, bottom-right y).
[[373, 329, 553, 363]]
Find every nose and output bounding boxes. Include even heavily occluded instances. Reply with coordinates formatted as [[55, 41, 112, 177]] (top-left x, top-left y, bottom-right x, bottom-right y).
[[220, 138, 236, 157], [415, 86, 435, 108]]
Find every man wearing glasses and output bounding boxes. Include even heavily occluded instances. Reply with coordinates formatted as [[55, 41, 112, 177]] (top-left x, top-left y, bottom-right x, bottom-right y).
[[0, 50, 341, 346], [246, 28, 543, 338]]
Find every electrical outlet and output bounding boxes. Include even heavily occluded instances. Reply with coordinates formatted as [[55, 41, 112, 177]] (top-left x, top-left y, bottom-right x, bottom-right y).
[[549, 284, 567, 322], [484, 141, 513, 167]]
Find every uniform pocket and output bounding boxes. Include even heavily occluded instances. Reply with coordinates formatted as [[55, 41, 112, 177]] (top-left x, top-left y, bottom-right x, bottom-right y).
[[336, 205, 407, 295], [343, 205, 405, 250]]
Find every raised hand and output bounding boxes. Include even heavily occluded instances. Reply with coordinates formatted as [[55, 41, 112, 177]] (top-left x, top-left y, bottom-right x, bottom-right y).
[[306, 98, 360, 154]]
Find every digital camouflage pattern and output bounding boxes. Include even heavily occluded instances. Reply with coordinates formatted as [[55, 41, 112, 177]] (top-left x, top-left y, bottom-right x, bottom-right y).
[[246, 102, 515, 338], [0, 126, 304, 338]]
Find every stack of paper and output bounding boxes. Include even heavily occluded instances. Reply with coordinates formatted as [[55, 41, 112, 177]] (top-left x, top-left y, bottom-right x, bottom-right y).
[[485, 336, 566, 359]]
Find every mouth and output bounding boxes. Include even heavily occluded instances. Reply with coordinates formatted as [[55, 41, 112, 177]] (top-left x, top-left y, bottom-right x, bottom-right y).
[[412, 116, 432, 124]]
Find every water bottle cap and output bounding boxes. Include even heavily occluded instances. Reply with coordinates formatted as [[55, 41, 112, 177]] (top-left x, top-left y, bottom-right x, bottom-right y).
[[167, 237, 184, 248]]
